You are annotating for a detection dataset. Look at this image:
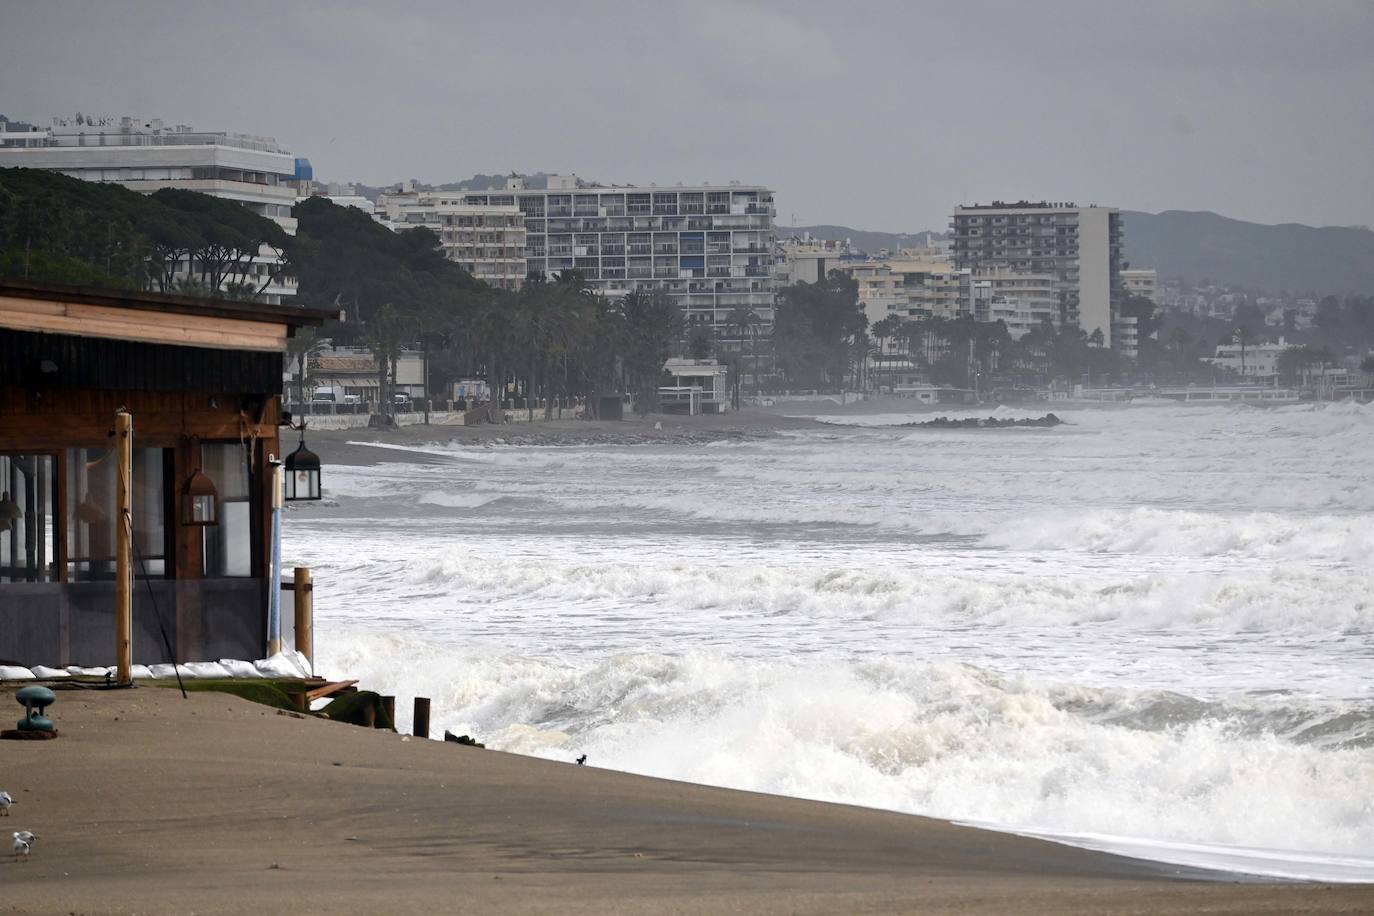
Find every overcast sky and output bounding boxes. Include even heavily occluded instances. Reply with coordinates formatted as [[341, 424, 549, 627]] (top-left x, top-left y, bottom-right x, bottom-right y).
[[3, 1, 1371, 232]]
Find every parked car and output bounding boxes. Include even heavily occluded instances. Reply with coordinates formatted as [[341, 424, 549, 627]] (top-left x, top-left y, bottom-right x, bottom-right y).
[[310, 390, 336, 403], [342, 393, 362, 405], [393, 393, 412, 409]]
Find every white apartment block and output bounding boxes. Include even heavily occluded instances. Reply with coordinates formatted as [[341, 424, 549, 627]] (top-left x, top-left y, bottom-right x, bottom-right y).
[[775, 238, 857, 286], [373, 183, 526, 289], [458, 176, 776, 341], [0, 115, 303, 303], [969, 266, 1058, 338], [1121, 268, 1158, 303], [1208, 337, 1291, 379], [952, 201, 1124, 350], [849, 257, 965, 328]]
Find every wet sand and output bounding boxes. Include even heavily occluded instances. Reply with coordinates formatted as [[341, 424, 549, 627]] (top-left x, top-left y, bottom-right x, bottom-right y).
[[308, 408, 832, 466], [1, 687, 1369, 914]]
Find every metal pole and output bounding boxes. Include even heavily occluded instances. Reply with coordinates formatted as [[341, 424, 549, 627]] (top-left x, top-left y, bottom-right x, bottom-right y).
[[115, 409, 133, 685], [293, 566, 313, 674], [267, 461, 283, 656]]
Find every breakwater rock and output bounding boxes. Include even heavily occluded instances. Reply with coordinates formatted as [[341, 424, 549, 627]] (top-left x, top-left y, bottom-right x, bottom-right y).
[[897, 414, 1063, 429]]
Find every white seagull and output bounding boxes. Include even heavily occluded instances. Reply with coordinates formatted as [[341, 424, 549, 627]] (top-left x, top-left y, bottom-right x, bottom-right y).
[[0, 791, 12, 816], [13, 830, 37, 861]]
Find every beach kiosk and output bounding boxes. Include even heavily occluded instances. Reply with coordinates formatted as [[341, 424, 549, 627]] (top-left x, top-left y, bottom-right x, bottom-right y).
[[0, 280, 336, 671]]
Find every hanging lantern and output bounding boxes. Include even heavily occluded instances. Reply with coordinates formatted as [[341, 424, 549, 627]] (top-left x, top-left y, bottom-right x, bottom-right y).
[[284, 434, 321, 501], [182, 469, 219, 526]]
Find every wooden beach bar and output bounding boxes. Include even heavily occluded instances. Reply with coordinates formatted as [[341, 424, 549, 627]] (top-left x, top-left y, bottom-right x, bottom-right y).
[[0, 280, 336, 669]]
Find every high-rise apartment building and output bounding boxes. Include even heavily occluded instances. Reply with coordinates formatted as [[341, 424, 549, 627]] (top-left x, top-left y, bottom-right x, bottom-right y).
[[0, 115, 304, 303], [951, 201, 1123, 348], [459, 176, 777, 339], [373, 184, 527, 289]]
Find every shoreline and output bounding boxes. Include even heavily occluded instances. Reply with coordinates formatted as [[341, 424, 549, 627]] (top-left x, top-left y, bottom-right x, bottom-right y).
[[3, 686, 1370, 915]]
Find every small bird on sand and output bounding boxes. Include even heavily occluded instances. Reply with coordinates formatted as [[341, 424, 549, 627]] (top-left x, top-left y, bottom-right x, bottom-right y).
[[576, 754, 587, 765], [13, 831, 37, 861], [0, 792, 13, 816]]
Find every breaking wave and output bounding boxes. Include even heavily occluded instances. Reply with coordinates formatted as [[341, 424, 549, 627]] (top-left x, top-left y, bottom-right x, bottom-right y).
[[319, 637, 1374, 871]]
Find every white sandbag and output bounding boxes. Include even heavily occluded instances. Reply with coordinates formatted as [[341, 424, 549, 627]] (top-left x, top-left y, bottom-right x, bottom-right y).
[[218, 659, 263, 678], [30, 665, 70, 679], [149, 663, 191, 679], [291, 650, 314, 677], [0, 666, 35, 680], [254, 652, 307, 678], [130, 665, 156, 679], [183, 661, 231, 679], [66, 666, 111, 677]]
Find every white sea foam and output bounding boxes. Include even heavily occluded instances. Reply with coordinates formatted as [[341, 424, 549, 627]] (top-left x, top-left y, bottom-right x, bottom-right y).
[[317, 636, 1374, 873]]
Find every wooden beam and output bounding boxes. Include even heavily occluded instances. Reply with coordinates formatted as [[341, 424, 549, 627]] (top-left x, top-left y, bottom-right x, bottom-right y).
[[0, 294, 288, 352]]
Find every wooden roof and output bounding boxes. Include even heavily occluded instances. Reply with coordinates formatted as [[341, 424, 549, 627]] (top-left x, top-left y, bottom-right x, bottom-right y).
[[0, 281, 340, 353]]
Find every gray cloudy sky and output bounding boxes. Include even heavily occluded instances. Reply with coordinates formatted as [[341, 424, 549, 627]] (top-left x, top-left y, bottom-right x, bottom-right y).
[[3, 1, 1372, 231]]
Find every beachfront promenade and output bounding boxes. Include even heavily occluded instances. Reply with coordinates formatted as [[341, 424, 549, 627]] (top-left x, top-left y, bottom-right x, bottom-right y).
[[2, 687, 1369, 915]]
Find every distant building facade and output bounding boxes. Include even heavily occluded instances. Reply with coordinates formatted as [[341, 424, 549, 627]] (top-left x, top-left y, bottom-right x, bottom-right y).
[[951, 201, 1124, 349], [459, 176, 776, 342], [373, 183, 526, 289], [1121, 268, 1158, 303], [0, 115, 303, 303]]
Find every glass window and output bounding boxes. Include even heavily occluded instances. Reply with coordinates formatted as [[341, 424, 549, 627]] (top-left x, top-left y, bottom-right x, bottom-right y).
[[67, 447, 167, 580], [202, 443, 252, 578], [1, 454, 57, 583]]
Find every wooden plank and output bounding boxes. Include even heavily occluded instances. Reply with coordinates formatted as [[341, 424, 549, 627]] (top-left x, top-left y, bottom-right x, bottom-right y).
[[305, 680, 358, 702], [0, 298, 287, 352]]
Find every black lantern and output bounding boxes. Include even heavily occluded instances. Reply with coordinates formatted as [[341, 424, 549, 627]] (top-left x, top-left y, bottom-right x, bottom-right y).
[[284, 431, 321, 501], [182, 468, 219, 526]]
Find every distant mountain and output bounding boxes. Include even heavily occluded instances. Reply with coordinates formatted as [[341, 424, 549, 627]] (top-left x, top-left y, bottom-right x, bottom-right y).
[[1121, 210, 1374, 295]]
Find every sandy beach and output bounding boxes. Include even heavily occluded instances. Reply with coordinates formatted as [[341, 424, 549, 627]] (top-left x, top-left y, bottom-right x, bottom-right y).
[[0, 686, 1369, 915], [305, 407, 832, 467]]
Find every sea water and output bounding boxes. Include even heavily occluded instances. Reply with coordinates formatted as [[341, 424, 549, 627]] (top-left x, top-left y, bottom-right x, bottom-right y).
[[284, 401, 1374, 880]]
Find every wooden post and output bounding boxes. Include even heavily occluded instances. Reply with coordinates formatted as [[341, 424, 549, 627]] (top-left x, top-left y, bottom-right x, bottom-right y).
[[293, 566, 313, 674], [413, 697, 431, 739], [380, 695, 395, 729], [115, 409, 133, 685]]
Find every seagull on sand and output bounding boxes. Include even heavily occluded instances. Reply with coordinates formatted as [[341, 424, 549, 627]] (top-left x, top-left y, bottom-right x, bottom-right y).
[[0, 792, 12, 816], [13, 831, 37, 861]]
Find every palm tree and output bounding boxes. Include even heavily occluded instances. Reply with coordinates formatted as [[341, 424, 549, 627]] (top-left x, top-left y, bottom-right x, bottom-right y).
[[725, 304, 761, 399], [1232, 325, 1256, 377]]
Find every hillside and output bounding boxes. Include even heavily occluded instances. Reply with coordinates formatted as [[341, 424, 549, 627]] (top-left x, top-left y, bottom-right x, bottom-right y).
[[1120, 210, 1374, 294]]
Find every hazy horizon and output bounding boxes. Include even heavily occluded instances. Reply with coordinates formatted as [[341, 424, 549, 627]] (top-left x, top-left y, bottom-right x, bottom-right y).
[[2, 1, 1371, 232]]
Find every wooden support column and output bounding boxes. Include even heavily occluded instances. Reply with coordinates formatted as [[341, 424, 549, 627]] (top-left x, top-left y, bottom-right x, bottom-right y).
[[115, 409, 133, 684], [413, 697, 431, 739], [293, 566, 313, 673]]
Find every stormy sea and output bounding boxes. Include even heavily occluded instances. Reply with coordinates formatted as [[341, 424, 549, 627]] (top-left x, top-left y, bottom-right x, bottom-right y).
[[285, 401, 1374, 881]]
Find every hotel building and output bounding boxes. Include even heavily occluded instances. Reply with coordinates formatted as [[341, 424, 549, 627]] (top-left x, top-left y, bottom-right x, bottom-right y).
[[373, 183, 526, 289], [0, 115, 304, 303], [458, 176, 777, 339]]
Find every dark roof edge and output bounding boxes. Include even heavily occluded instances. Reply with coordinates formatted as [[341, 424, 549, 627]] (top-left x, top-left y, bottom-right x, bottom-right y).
[[0, 280, 342, 327]]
